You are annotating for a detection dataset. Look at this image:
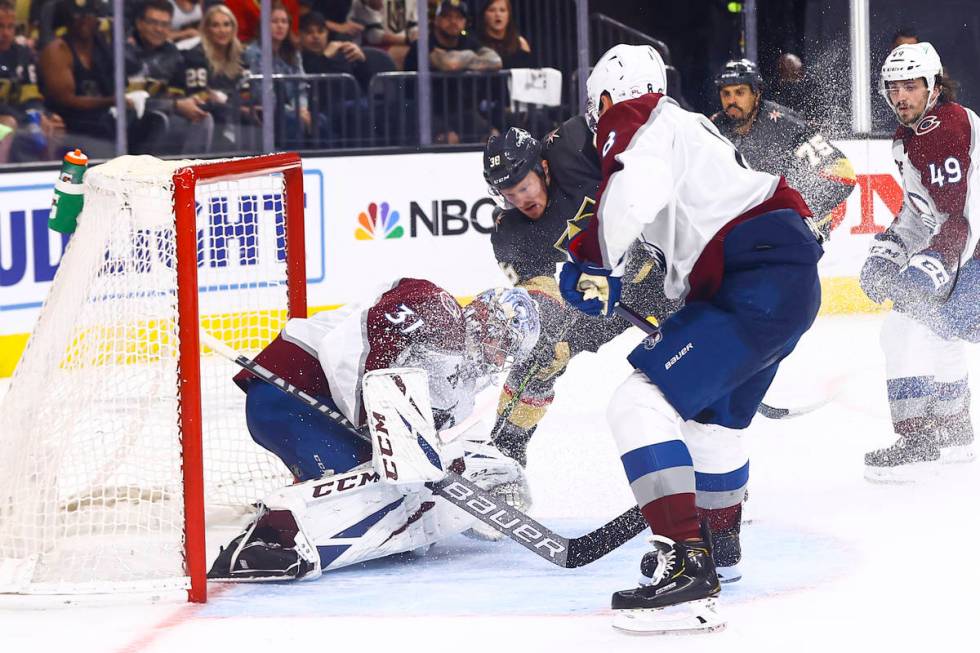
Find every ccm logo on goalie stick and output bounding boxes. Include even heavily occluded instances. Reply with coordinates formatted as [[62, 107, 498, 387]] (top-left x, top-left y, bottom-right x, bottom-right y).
[[371, 411, 399, 481], [441, 481, 566, 559], [311, 469, 381, 499]]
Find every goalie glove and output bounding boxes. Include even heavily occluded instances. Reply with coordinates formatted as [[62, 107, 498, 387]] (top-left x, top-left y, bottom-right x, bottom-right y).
[[859, 234, 907, 304], [559, 260, 622, 317]]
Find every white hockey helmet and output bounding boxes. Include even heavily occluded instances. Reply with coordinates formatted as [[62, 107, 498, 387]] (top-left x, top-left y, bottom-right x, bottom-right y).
[[879, 42, 943, 122], [463, 287, 540, 377], [586, 44, 667, 131]]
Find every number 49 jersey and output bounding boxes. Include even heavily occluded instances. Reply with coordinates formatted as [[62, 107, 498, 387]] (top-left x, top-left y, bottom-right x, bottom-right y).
[[235, 278, 474, 429], [888, 101, 980, 271]]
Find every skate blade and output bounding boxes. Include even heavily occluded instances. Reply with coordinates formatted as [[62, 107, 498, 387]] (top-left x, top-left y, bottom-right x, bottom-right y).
[[612, 598, 727, 635], [940, 445, 976, 465], [717, 563, 742, 584], [864, 460, 940, 484]]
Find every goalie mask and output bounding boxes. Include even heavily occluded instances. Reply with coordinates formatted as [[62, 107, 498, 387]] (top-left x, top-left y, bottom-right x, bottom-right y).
[[586, 44, 667, 132], [463, 287, 540, 377]]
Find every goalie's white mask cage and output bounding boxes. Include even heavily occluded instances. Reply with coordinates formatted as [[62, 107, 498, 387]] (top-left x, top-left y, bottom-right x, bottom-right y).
[[0, 153, 307, 602]]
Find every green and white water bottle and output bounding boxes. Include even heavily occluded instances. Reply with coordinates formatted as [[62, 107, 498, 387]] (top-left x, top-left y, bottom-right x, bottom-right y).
[[48, 148, 88, 234]]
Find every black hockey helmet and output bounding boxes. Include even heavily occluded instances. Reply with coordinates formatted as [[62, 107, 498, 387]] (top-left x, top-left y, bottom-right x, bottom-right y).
[[715, 59, 763, 93], [483, 127, 545, 192]]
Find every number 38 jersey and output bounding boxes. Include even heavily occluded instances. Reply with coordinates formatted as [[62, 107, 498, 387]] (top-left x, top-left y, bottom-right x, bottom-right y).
[[886, 101, 980, 272], [234, 278, 475, 429]]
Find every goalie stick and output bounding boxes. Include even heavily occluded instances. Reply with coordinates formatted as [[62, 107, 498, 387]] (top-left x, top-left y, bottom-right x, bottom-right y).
[[199, 330, 646, 568], [612, 303, 835, 420]]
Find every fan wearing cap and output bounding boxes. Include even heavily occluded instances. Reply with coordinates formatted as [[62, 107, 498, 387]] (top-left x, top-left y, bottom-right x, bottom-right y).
[[710, 58, 856, 240], [481, 118, 675, 488], [404, 1, 500, 72], [859, 42, 979, 482], [38, 0, 117, 157]]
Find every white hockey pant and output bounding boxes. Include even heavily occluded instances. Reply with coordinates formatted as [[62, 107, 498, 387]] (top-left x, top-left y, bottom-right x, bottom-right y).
[[881, 310, 970, 426]]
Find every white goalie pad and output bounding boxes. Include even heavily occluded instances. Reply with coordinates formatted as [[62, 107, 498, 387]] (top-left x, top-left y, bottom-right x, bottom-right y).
[[363, 368, 447, 487], [258, 464, 477, 572]]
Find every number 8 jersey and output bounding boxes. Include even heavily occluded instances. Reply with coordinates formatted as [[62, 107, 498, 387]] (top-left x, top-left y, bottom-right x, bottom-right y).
[[887, 100, 980, 276]]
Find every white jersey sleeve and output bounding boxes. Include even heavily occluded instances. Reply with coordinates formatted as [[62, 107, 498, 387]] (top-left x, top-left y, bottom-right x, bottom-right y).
[[579, 94, 782, 300]]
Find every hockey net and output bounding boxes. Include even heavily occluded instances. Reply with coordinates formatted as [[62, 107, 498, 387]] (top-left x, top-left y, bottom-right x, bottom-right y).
[[0, 153, 306, 601]]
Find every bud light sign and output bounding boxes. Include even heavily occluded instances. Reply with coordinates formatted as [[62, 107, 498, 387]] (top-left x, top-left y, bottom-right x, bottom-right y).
[[1, 170, 324, 317]]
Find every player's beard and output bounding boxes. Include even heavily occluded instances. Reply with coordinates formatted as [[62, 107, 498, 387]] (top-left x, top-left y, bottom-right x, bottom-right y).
[[726, 103, 757, 129]]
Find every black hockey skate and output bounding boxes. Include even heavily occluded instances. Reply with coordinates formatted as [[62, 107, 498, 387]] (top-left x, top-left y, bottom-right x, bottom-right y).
[[864, 432, 940, 483], [611, 533, 725, 634]]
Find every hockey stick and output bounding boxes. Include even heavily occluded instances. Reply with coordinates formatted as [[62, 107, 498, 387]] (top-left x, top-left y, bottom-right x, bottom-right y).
[[199, 330, 647, 568], [612, 303, 835, 420]]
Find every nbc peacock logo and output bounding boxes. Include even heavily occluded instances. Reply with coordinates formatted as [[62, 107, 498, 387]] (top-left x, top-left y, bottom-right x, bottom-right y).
[[355, 201, 404, 240]]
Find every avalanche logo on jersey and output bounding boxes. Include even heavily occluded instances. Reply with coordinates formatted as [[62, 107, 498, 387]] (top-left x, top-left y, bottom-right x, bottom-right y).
[[356, 201, 405, 240], [915, 115, 941, 136]]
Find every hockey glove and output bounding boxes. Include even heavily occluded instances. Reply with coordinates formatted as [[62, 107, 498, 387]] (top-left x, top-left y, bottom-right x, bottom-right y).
[[859, 234, 906, 304], [559, 261, 622, 317], [890, 251, 954, 306]]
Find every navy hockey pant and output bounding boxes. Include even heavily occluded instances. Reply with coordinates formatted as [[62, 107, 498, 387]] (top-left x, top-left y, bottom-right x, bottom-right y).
[[628, 208, 823, 429], [245, 382, 372, 482]]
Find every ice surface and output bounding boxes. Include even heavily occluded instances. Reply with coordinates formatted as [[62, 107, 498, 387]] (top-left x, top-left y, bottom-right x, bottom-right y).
[[1, 313, 978, 652]]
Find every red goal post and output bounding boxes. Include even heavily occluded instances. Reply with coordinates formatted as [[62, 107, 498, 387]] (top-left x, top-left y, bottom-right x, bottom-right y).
[[174, 153, 307, 602]]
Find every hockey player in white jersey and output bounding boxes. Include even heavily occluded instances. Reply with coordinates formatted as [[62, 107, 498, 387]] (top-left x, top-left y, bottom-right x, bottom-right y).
[[207, 279, 540, 581], [860, 42, 979, 482], [559, 44, 823, 634]]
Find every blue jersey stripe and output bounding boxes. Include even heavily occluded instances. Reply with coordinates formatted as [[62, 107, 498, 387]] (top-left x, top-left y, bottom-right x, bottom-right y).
[[695, 461, 750, 492], [887, 376, 934, 401], [621, 440, 693, 483]]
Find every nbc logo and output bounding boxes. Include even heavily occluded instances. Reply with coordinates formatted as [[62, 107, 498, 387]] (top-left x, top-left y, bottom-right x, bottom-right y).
[[355, 201, 404, 240]]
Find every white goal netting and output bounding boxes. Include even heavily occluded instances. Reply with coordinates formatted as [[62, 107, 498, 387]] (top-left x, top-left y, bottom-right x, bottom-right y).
[[0, 155, 299, 596]]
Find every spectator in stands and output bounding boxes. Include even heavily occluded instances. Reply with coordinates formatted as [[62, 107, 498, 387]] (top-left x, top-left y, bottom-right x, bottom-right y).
[[182, 3, 248, 152], [127, 0, 213, 154], [168, 0, 202, 49], [474, 0, 531, 69], [405, 0, 499, 143], [298, 10, 368, 147], [768, 52, 806, 115], [38, 0, 118, 157], [0, 0, 65, 162], [244, 2, 311, 146], [299, 9, 363, 77], [350, 0, 417, 70], [226, 0, 303, 45], [404, 0, 500, 72], [891, 26, 919, 49]]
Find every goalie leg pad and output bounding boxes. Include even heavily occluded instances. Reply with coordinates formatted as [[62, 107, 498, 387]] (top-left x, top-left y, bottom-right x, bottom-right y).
[[251, 464, 479, 573]]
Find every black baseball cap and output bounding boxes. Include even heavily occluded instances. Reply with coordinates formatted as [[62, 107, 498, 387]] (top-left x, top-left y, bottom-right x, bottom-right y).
[[436, 0, 468, 17]]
